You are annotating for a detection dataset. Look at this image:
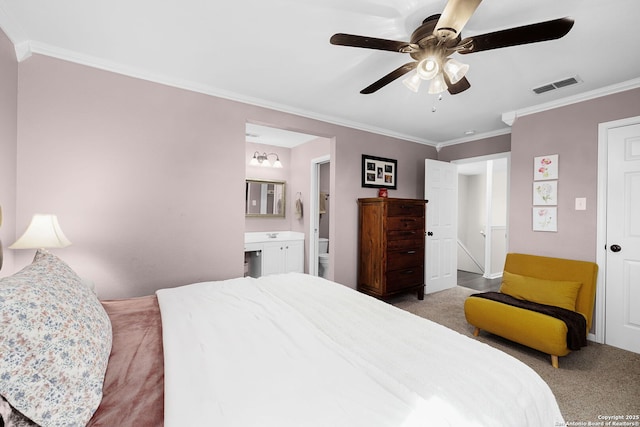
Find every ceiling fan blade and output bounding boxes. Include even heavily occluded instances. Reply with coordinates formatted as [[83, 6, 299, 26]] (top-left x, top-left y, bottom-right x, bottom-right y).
[[360, 62, 417, 94], [458, 17, 574, 54], [445, 75, 471, 95], [330, 33, 412, 53], [434, 0, 483, 41]]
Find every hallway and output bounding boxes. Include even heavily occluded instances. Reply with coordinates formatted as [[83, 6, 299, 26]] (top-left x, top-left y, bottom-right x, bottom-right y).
[[457, 270, 501, 292]]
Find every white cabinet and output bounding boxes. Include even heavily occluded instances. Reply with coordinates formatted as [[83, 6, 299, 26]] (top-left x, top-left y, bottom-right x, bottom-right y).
[[244, 232, 304, 277], [261, 240, 304, 276], [285, 240, 304, 273]]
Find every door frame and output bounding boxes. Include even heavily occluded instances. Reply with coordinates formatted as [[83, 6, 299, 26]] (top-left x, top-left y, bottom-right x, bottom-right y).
[[309, 154, 330, 276], [596, 115, 640, 344], [452, 152, 511, 278]]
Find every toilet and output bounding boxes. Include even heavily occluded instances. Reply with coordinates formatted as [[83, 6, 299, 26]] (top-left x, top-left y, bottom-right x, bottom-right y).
[[318, 238, 329, 278]]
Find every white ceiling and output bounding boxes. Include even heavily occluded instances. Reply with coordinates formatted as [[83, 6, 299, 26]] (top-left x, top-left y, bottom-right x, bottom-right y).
[[2, 0, 639, 147], [246, 123, 320, 148]]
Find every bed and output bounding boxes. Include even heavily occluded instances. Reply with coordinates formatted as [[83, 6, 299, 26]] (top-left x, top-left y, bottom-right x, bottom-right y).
[[1, 250, 565, 426]]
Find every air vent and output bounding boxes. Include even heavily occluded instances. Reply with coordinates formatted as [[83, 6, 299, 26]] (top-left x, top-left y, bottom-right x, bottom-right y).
[[533, 84, 556, 94], [532, 76, 582, 95]]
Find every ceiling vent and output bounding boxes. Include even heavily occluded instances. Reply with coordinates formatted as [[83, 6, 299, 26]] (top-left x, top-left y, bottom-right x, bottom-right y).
[[532, 76, 582, 95]]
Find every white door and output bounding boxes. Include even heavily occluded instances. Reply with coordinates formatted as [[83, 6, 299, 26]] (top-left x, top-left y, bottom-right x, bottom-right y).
[[424, 159, 458, 294], [605, 122, 640, 354]]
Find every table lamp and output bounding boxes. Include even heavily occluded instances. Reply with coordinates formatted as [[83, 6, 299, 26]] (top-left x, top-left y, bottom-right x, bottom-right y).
[[9, 214, 72, 250]]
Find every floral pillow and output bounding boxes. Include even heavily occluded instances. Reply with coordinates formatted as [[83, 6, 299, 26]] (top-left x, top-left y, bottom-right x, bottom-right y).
[[0, 250, 112, 427]]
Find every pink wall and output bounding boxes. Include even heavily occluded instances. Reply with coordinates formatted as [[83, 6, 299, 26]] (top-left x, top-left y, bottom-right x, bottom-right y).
[[0, 30, 17, 274], [15, 55, 248, 298], [435, 91, 640, 263], [11, 34, 635, 297], [508, 88, 640, 262], [10, 52, 437, 297], [333, 130, 438, 286]]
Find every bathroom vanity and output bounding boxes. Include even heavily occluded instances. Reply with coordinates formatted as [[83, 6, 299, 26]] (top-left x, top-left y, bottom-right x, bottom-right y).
[[244, 231, 304, 277]]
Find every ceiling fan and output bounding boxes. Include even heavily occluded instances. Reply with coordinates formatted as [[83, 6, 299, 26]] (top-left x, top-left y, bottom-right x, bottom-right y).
[[330, 0, 574, 95]]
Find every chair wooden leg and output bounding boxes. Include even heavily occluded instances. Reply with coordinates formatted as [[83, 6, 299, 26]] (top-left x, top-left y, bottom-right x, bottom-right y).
[[473, 327, 480, 337], [551, 355, 559, 369]]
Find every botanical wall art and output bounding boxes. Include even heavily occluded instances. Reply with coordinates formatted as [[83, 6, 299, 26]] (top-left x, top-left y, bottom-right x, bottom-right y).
[[361, 155, 397, 190], [532, 154, 559, 232], [533, 154, 558, 181], [533, 180, 558, 206], [533, 207, 557, 232]]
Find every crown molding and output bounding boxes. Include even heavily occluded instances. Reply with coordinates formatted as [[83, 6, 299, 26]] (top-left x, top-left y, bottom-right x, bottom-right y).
[[436, 127, 512, 149], [0, 1, 31, 61], [10, 23, 639, 149], [502, 77, 640, 126], [14, 40, 31, 61], [27, 41, 440, 147]]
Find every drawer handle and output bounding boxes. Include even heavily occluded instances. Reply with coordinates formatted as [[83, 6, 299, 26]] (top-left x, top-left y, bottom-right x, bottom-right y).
[[406, 250, 416, 254], [404, 270, 414, 274]]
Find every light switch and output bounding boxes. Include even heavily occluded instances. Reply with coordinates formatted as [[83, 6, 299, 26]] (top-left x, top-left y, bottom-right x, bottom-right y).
[[575, 197, 587, 210]]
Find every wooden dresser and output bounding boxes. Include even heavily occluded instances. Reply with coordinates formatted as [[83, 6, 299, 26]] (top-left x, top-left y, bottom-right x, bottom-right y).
[[357, 197, 427, 300]]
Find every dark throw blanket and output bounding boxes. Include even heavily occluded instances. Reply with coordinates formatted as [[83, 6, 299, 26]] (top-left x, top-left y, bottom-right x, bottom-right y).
[[470, 292, 588, 351]]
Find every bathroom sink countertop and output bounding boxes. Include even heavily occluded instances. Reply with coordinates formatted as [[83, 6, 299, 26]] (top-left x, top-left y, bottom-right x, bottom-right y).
[[244, 231, 305, 244]]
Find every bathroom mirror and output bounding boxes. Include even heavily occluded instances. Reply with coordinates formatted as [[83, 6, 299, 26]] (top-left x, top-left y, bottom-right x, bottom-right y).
[[245, 179, 286, 217]]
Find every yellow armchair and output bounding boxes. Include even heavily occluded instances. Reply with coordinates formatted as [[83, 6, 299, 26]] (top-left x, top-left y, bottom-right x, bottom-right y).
[[464, 253, 598, 368]]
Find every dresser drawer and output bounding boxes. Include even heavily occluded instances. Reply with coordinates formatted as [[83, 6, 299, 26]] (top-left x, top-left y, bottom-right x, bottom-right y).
[[387, 217, 424, 231], [387, 248, 424, 271], [387, 236, 423, 251], [386, 267, 424, 291], [388, 228, 423, 240], [387, 202, 424, 217]]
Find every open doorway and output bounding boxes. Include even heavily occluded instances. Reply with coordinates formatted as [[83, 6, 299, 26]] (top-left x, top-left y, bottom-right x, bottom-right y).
[[453, 154, 509, 284], [245, 122, 331, 276]]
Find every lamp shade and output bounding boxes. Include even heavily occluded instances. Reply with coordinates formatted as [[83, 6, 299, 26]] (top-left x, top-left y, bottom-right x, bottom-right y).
[[428, 73, 449, 94], [443, 58, 469, 84], [416, 58, 440, 80], [9, 214, 72, 249], [402, 73, 422, 93]]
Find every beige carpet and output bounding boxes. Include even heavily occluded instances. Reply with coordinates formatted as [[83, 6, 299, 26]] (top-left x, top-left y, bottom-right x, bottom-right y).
[[390, 286, 640, 424]]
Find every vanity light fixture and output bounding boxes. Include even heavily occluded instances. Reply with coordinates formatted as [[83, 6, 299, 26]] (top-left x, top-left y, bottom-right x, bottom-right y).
[[249, 151, 283, 168]]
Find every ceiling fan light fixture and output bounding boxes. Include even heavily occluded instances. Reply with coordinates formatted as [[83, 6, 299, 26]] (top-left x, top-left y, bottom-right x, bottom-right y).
[[443, 58, 469, 84], [416, 57, 440, 80], [402, 73, 422, 93], [428, 73, 448, 94]]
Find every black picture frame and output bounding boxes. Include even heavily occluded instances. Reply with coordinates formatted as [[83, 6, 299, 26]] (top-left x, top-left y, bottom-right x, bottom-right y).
[[361, 154, 397, 190]]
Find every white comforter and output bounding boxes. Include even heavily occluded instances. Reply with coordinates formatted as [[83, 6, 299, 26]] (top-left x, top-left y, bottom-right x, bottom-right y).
[[157, 273, 564, 427]]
